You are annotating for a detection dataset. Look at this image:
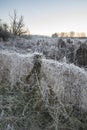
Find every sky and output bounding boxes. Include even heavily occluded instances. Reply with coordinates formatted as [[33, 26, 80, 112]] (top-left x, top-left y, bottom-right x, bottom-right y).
[[0, 0, 87, 36]]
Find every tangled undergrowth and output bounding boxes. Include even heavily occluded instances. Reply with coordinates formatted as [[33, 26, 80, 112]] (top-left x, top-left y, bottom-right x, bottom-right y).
[[0, 54, 87, 130]]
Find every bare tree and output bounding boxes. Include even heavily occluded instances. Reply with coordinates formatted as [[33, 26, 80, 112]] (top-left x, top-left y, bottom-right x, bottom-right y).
[[9, 10, 27, 36]]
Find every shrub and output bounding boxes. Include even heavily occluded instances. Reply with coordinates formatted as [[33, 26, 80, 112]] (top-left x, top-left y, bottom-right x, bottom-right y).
[[0, 30, 10, 41]]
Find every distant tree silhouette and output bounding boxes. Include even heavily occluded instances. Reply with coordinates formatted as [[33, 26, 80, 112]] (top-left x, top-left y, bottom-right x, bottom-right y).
[[52, 33, 58, 38], [69, 31, 75, 37], [3, 23, 9, 31], [0, 20, 10, 41]]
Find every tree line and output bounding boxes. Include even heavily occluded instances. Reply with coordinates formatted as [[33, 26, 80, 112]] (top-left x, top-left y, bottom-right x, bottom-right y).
[[52, 31, 86, 38]]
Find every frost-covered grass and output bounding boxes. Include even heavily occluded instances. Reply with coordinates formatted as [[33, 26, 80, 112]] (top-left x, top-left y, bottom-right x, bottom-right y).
[[0, 50, 87, 130], [0, 36, 87, 130]]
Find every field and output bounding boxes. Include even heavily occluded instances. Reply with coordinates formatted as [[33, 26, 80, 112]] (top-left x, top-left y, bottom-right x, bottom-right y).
[[0, 36, 87, 130]]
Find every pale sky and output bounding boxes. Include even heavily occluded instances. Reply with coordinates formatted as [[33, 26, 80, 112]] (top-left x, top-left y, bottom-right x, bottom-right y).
[[0, 0, 87, 36]]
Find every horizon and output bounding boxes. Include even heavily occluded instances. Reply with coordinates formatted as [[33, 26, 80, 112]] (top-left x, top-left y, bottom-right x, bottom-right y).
[[0, 0, 87, 36]]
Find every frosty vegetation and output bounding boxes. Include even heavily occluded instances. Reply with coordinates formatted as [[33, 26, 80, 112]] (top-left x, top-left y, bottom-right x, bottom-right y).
[[0, 35, 87, 130]]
